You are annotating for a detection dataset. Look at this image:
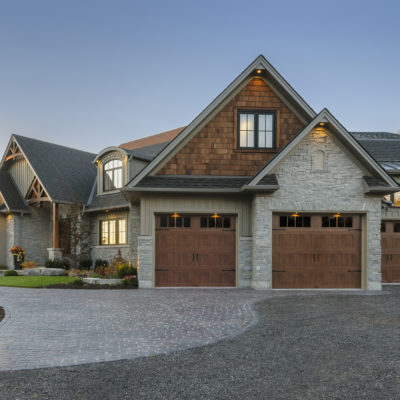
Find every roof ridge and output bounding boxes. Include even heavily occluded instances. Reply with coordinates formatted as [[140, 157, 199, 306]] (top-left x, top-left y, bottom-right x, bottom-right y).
[[12, 134, 97, 156]]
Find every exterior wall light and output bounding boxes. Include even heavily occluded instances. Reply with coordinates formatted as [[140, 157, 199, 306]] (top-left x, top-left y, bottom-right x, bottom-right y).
[[333, 212, 342, 218], [211, 212, 220, 219], [291, 212, 300, 218], [171, 212, 180, 219], [256, 69, 262, 74], [319, 122, 325, 127]]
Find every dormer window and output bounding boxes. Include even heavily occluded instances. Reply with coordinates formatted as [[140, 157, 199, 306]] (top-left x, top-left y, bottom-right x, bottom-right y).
[[237, 110, 276, 149], [103, 159, 123, 191]]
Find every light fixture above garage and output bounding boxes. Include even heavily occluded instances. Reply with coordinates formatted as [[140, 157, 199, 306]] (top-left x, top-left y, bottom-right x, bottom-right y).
[[171, 212, 180, 219], [291, 212, 300, 218], [211, 212, 220, 219], [333, 212, 342, 218]]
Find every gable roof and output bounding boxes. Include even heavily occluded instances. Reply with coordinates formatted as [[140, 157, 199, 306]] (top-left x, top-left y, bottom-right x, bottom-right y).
[[351, 132, 400, 140], [126, 55, 317, 189], [247, 109, 399, 191], [120, 127, 186, 150], [0, 168, 28, 213], [2, 135, 97, 204]]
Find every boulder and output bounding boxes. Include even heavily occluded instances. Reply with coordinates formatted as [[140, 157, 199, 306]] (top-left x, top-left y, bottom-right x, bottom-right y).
[[23, 268, 67, 276]]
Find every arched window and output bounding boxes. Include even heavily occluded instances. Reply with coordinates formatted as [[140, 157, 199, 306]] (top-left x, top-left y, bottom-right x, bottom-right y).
[[103, 159, 123, 191]]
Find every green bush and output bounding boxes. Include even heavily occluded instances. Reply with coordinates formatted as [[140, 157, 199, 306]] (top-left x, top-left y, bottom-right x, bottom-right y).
[[4, 270, 18, 276], [45, 259, 70, 269], [94, 259, 109, 268], [72, 278, 84, 285], [116, 264, 137, 279], [0, 265, 7, 270], [79, 258, 93, 270]]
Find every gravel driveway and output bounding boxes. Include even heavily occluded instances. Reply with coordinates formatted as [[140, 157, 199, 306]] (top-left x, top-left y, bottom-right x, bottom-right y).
[[1, 286, 399, 399]]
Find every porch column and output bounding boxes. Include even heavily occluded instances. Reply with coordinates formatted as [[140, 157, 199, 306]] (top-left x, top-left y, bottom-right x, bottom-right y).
[[47, 202, 63, 261]]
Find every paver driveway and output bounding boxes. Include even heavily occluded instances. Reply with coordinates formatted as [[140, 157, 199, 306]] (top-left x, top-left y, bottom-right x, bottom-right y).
[[0, 287, 383, 371]]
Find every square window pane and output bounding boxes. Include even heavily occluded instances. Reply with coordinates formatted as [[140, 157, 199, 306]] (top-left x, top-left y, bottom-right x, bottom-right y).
[[200, 217, 207, 228], [240, 114, 248, 131], [184, 217, 191, 228], [265, 131, 273, 148], [338, 217, 344, 227], [280, 216, 287, 227], [295, 217, 302, 227], [288, 216, 295, 227], [329, 217, 336, 227], [247, 114, 254, 130], [266, 114, 273, 131], [240, 131, 247, 147], [345, 217, 353, 228], [258, 114, 265, 130], [209, 217, 216, 228], [303, 216, 311, 227], [322, 216, 329, 227], [223, 217, 230, 229], [168, 217, 175, 228], [109, 220, 116, 244], [160, 216, 167, 228], [216, 217, 222, 228], [101, 221, 108, 244], [247, 131, 254, 147], [394, 223, 400, 233], [258, 131, 266, 148], [175, 217, 182, 227]]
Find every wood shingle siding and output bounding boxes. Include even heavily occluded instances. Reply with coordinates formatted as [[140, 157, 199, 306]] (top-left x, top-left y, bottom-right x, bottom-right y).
[[157, 78, 305, 176]]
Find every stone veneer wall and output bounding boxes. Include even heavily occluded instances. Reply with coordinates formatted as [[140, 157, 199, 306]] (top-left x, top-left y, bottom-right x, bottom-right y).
[[138, 236, 153, 288], [251, 128, 383, 290], [0, 215, 6, 266], [238, 237, 252, 288], [88, 206, 140, 265]]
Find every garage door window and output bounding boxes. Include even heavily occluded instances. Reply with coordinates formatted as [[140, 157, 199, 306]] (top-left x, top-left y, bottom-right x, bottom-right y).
[[322, 216, 352, 228], [280, 215, 311, 228], [200, 216, 231, 229], [159, 216, 191, 228], [394, 223, 400, 233]]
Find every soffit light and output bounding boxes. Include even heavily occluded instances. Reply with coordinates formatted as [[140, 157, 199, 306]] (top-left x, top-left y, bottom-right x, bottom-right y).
[[171, 212, 180, 218], [211, 212, 220, 219], [333, 212, 342, 218], [256, 69, 262, 74], [291, 212, 300, 218]]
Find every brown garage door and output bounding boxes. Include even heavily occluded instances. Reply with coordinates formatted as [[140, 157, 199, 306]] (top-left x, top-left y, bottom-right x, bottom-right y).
[[381, 221, 400, 283], [272, 214, 362, 289], [155, 214, 236, 287]]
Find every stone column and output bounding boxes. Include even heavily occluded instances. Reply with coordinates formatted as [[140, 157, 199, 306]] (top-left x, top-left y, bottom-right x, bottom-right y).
[[138, 236, 153, 288], [366, 210, 382, 290], [251, 195, 272, 289], [5, 214, 21, 269]]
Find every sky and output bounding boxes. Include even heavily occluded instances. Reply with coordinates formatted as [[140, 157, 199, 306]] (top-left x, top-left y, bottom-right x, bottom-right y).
[[0, 0, 399, 157]]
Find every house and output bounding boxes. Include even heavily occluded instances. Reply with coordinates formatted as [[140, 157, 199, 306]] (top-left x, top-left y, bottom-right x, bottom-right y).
[[1, 55, 400, 290]]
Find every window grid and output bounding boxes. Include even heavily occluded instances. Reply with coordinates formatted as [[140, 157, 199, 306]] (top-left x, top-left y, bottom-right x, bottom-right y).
[[103, 159, 123, 191], [100, 218, 127, 245], [238, 110, 275, 149]]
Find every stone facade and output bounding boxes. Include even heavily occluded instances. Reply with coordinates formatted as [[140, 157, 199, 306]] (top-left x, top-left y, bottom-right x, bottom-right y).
[[238, 237, 253, 288], [138, 236, 153, 288], [251, 128, 383, 290]]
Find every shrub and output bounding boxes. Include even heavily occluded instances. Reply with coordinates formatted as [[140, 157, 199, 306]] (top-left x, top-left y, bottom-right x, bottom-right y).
[[45, 259, 70, 269], [94, 259, 109, 268], [79, 258, 93, 270], [4, 270, 18, 276], [117, 264, 137, 279], [68, 269, 92, 278], [71, 278, 84, 285], [0, 266, 7, 270], [121, 274, 138, 287]]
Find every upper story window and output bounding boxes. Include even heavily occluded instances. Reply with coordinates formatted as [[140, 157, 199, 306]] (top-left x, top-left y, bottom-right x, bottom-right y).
[[238, 110, 276, 149], [103, 159, 123, 191]]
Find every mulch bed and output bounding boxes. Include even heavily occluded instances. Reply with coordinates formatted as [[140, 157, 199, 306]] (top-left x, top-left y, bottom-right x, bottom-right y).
[[0, 307, 4, 323]]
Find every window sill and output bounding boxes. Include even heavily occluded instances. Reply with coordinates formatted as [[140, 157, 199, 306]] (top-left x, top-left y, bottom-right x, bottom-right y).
[[233, 148, 277, 153], [92, 245, 129, 248]]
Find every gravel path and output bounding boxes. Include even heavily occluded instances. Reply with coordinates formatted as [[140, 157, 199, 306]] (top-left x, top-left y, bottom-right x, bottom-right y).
[[1, 286, 399, 399]]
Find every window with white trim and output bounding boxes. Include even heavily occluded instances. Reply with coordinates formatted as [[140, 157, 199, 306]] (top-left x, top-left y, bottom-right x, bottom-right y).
[[100, 218, 127, 245], [103, 159, 123, 191]]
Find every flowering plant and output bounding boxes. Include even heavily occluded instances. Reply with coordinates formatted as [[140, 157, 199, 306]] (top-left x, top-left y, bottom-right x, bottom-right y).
[[121, 274, 137, 287], [10, 246, 26, 261]]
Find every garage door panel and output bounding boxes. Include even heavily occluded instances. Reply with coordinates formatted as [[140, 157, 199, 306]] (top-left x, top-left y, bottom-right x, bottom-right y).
[[273, 214, 361, 289], [381, 222, 400, 283], [155, 215, 236, 287]]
